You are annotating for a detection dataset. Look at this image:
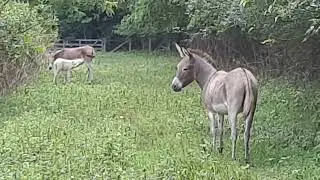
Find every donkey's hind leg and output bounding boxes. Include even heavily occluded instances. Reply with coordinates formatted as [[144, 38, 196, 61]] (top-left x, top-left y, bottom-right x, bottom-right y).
[[228, 111, 238, 160], [244, 112, 254, 163], [86, 61, 93, 83], [218, 114, 224, 154]]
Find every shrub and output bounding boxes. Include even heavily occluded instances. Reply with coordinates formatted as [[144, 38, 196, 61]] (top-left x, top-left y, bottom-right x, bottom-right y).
[[0, 1, 58, 95]]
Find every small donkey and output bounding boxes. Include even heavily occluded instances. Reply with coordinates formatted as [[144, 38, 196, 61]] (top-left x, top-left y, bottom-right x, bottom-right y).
[[52, 57, 84, 85], [171, 43, 259, 163]]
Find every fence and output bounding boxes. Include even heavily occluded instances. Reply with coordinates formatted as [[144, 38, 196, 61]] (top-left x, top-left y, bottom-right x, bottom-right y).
[[53, 37, 173, 52], [54, 39, 106, 52]]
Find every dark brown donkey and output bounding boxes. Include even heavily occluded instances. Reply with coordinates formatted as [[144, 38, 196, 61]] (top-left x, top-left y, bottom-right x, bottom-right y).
[[48, 45, 96, 83], [171, 43, 258, 163]]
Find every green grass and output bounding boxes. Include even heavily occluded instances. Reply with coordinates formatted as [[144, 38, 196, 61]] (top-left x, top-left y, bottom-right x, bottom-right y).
[[0, 52, 319, 179]]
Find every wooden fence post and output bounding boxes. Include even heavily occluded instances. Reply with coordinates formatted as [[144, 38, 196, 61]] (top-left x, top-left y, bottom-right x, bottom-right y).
[[148, 38, 152, 52], [102, 38, 106, 52], [141, 38, 145, 50], [129, 38, 132, 52]]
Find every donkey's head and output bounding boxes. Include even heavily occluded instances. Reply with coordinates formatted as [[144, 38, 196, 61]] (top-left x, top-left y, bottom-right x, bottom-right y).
[[45, 51, 55, 70], [171, 43, 197, 92], [80, 45, 96, 61]]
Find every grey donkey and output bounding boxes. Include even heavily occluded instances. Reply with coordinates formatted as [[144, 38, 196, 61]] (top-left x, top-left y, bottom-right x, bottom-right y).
[[171, 43, 258, 163]]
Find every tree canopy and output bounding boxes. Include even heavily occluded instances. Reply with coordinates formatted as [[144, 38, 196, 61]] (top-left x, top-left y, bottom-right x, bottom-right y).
[[114, 0, 188, 37], [13, 0, 318, 44], [114, 0, 320, 43], [25, 0, 118, 38]]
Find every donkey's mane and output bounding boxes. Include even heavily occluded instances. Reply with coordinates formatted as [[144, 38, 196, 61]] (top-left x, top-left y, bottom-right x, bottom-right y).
[[187, 48, 218, 69]]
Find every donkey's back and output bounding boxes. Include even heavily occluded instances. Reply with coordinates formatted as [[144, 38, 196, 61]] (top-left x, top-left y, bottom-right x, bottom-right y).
[[204, 67, 258, 116], [53, 45, 96, 62]]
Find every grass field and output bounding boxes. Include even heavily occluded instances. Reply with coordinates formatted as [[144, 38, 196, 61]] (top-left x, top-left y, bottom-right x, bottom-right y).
[[0, 52, 319, 179]]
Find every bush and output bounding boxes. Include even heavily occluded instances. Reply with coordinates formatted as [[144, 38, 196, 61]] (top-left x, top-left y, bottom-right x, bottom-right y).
[[0, 1, 58, 95], [255, 78, 320, 151]]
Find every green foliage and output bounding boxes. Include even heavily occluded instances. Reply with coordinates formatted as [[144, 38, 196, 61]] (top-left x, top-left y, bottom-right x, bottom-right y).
[[241, 0, 320, 42], [0, 1, 58, 94], [0, 2, 58, 59], [44, 0, 118, 23], [0, 52, 319, 179], [31, 0, 118, 38], [115, 0, 188, 37], [253, 78, 320, 179], [256, 79, 320, 149], [185, 0, 246, 35], [115, 0, 320, 43]]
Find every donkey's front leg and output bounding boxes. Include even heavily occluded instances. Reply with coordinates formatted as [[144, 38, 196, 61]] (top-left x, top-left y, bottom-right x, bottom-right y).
[[66, 70, 72, 83], [86, 62, 93, 83], [208, 111, 218, 150], [53, 71, 58, 85], [63, 72, 68, 84]]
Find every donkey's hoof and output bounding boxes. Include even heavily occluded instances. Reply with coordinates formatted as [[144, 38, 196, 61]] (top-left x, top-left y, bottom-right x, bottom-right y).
[[241, 164, 251, 169], [211, 146, 215, 151], [245, 158, 251, 165], [218, 147, 223, 154]]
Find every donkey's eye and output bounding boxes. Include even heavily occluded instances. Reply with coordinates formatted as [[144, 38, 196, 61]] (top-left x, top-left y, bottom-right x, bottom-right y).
[[183, 68, 188, 71]]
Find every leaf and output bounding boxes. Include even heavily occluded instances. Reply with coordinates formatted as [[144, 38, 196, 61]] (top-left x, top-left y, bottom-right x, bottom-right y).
[[241, 164, 250, 169], [280, 156, 291, 160], [35, 46, 46, 53], [81, 17, 92, 24], [248, 27, 254, 33], [305, 25, 315, 35], [23, 35, 32, 44], [261, 38, 275, 44], [240, 0, 250, 7]]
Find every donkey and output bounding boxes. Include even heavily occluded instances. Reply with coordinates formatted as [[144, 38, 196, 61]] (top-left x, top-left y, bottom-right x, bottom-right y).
[[52, 57, 85, 85], [48, 45, 96, 83], [171, 43, 258, 163]]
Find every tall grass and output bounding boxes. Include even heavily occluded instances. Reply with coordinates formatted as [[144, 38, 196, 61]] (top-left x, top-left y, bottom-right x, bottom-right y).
[[0, 52, 319, 179]]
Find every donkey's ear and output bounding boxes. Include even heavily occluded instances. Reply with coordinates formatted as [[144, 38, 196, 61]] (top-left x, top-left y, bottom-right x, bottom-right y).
[[181, 47, 187, 56], [174, 42, 186, 58], [182, 47, 193, 59]]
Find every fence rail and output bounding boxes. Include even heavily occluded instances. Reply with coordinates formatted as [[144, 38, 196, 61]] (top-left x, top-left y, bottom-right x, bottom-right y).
[[53, 37, 168, 52], [54, 39, 106, 52]]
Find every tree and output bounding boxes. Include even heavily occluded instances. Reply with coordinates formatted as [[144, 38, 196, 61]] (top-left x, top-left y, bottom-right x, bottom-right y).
[[114, 0, 188, 37], [30, 0, 118, 38], [0, 1, 58, 94]]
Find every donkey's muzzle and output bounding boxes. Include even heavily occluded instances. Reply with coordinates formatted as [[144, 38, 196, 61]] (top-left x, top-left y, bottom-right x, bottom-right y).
[[172, 84, 182, 92], [171, 77, 182, 92]]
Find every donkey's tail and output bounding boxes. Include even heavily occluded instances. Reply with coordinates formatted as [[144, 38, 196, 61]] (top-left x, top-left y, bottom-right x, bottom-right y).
[[242, 68, 258, 117]]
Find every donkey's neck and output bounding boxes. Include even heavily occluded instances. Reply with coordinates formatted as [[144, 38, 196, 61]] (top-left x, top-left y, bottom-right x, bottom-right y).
[[195, 59, 217, 90]]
